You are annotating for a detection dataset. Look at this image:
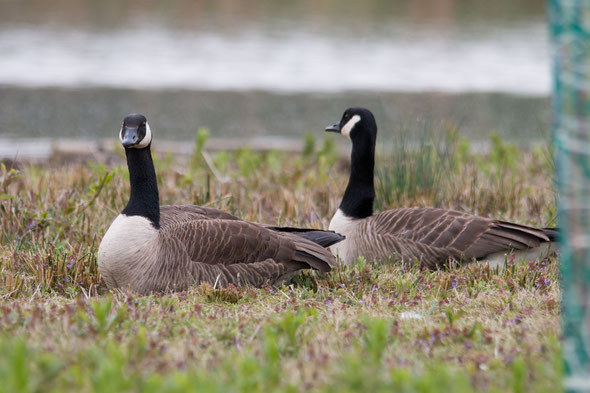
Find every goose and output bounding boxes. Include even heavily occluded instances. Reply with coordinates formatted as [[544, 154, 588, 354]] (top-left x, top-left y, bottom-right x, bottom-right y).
[[324, 107, 557, 269], [98, 113, 343, 294]]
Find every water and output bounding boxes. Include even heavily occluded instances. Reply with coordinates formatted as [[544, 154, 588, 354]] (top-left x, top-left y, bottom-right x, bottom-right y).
[[0, 24, 548, 94], [0, 0, 550, 152]]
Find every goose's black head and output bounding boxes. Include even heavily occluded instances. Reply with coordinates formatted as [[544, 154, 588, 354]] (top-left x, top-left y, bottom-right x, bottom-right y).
[[120, 113, 152, 149], [325, 107, 377, 142], [325, 107, 377, 219]]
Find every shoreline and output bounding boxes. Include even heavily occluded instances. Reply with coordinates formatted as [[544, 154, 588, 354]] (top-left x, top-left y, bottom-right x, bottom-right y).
[[0, 136, 549, 164]]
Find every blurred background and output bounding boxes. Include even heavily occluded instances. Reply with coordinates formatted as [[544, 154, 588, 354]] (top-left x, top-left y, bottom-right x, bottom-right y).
[[0, 0, 549, 155]]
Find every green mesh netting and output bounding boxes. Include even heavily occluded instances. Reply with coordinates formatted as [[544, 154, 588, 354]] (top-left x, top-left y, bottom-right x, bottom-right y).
[[549, 0, 590, 391]]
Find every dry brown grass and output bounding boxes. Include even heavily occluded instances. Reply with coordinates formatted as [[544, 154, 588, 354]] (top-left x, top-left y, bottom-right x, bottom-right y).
[[0, 136, 559, 392]]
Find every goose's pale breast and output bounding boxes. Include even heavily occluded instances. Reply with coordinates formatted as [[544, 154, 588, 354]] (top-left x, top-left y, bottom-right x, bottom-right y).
[[328, 209, 367, 265], [98, 214, 159, 290]]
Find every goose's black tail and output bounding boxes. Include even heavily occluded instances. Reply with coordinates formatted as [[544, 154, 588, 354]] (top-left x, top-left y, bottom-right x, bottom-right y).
[[267, 226, 345, 248], [543, 227, 560, 242]]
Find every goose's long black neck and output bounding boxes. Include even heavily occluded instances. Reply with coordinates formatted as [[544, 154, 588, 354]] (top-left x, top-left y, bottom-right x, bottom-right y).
[[340, 135, 375, 219], [122, 147, 160, 228]]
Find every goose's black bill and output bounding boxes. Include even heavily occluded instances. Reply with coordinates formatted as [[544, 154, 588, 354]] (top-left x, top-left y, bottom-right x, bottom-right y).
[[325, 124, 340, 132], [122, 127, 139, 147]]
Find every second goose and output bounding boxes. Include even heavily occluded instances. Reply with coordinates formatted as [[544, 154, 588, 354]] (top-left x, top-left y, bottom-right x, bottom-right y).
[[324, 107, 557, 268]]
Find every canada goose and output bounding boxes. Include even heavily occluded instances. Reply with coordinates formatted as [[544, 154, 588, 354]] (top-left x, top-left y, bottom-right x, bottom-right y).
[[324, 107, 557, 268], [98, 113, 343, 294]]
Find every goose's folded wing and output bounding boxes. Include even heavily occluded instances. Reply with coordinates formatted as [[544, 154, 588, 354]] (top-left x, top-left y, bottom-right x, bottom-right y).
[[367, 230, 460, 269], [160, 219, 333, 272], [371, 207, 550, 261], [161, 205, 344, 248]]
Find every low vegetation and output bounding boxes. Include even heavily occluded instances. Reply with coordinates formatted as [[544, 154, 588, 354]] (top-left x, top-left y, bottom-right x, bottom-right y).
[[0, 130, 559, 392]]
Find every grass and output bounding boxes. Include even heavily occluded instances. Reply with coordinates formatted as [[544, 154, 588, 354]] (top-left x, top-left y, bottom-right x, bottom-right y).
[[0, 131, 560, 392]]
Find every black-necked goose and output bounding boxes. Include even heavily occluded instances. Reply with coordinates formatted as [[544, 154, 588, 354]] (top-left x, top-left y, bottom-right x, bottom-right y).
[[98, 114, 343, 294], [324, 107, 557, 269]]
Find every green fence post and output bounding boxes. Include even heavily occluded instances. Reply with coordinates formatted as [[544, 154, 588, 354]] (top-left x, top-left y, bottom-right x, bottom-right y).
[[549, 0, 590, 391]]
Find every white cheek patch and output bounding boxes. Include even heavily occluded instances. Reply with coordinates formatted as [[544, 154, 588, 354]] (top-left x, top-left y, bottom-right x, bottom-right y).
[[341, 115, 361, 139], [119, 127, 124, 143], [135, 122, 152, 149]]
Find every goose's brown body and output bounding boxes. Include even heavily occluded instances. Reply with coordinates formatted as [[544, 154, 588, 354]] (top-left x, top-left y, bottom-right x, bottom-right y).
[[99, 207, 334, 294], [330, 207, 554, 268]]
